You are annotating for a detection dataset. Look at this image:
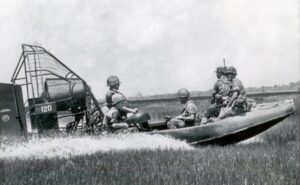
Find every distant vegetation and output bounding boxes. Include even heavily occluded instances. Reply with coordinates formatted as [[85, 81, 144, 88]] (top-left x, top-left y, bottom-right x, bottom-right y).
[[128, 81, 300, 100], [246, 81, 300, 93]]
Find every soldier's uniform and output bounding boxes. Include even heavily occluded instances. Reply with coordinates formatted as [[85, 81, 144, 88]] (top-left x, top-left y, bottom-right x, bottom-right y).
[[105, 107, 127, 125], [182, 100, 198, 126], [211, 75, 231, 105], [167, 100, 198, 129], [103, 93, 129, 129], [204, 68, 230, 120], [224, 77, 247, 116], [218, 66, 248, 119], [105, 89, 121, 109], [105, 75, 121, 109]]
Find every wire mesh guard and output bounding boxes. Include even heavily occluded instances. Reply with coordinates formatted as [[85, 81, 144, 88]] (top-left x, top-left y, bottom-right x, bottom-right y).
[[11, 44, 103, 133]]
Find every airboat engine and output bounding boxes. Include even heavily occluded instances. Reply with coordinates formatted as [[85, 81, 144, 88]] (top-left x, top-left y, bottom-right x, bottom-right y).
[[9, 44, 104, 136], [27, 78, 90, 132], [43, 79, 87, 111]]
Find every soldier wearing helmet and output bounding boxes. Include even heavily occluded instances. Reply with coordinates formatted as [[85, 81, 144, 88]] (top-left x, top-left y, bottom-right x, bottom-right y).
[[105, 75, 121, 109], [201, 66, 230, 123], [104, 76, 138, 129], [167, 88, 198, 129], [211, 66, 230, 105], [218, 66, 247, 119]]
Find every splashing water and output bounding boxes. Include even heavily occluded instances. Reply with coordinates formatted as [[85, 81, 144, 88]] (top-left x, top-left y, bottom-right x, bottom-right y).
[[0, 133, 193, 159]]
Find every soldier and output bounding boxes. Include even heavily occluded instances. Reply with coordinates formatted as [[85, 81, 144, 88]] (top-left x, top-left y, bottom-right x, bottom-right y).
[[167, 88, 198, 129], [211, 67, 230, 105], [201, 66, 230, 123], [104, 93, 139, 129], [105, 75, 121, 109], [104, 75, 138, 128], [218, 66, 247, 119]]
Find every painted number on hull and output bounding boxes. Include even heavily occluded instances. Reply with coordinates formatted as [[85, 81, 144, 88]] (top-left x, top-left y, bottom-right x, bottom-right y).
[[41, 105, 53, 113], [35, 103, 57, 114]]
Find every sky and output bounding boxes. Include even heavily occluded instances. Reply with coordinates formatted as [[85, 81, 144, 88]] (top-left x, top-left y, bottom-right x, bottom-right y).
[[0, 0, 299, 98]]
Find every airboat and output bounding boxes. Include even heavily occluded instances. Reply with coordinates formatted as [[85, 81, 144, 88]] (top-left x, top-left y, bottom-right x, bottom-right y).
[[0, 44, 296, 145]]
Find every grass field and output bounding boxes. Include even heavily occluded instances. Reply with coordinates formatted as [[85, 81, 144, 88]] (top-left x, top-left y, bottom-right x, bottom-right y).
[[1, 142, 299, 185], [1, 96, 299, 185]]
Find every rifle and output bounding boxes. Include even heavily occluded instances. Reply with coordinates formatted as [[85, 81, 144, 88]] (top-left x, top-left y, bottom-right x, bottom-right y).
[[223, 58, 226, 68]]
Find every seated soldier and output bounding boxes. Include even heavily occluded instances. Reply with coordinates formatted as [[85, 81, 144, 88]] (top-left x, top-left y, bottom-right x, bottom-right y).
[[105, 75, 122, 109], [104, 93, 138, 129], [201, 66, 230, 123], [167, 88, 198, 129], [218, 66, 247, 119]]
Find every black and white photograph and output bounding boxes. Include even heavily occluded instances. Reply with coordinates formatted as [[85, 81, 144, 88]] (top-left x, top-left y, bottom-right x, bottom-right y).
[[0, 0, 299, 184]]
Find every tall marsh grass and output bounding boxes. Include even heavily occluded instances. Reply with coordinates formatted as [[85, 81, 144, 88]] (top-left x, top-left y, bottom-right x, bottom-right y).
[[1, 144, 299, 185], [261, 97, 300, 144]]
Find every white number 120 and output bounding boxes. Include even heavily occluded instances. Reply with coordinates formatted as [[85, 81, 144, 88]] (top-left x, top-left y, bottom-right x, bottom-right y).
[[41, 105, 53, 113]]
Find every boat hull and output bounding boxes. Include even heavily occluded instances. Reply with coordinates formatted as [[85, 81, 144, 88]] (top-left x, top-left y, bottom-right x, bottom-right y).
[[148, 100, 296, 145]]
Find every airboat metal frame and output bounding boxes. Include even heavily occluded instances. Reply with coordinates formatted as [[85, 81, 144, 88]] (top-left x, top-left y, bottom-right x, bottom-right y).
[[11, 44, 104, 134]]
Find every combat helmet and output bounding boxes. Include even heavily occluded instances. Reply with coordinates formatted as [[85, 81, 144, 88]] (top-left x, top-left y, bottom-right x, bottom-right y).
[[215, 66, 226, 74], [107, 75, 120, 87], [225, 66, 237, 75], [177, 88, 190, 98]]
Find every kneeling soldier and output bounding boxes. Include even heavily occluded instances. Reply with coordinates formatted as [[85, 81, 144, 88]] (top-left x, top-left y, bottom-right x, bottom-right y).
[[105, 92, 138, 129], [167, 88, 198, 129], [218, 66, 247, 119], [202, 66, 230, 123]]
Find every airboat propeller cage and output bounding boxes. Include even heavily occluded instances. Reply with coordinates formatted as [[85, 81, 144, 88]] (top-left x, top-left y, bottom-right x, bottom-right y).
[[11, 44, 104, 133]]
